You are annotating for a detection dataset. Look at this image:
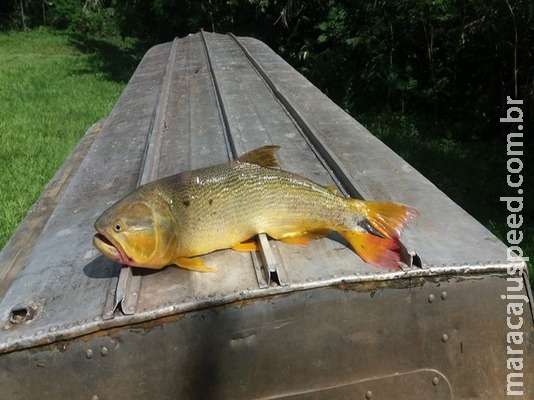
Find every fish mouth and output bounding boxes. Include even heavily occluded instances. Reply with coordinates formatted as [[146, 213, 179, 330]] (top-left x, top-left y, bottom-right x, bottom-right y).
[[92, 233, 134, 266]]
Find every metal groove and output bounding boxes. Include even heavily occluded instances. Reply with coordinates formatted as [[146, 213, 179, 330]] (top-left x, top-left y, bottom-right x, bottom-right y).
[[106, 38, 180, 318], [139, 37, 180, 185], [199, 31, 237, 161], [227, 33, 362, 200], [200, 31, 283, 285]]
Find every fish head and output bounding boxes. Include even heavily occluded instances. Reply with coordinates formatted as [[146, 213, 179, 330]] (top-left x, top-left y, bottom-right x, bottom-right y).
[[93, 192, 177, 269]]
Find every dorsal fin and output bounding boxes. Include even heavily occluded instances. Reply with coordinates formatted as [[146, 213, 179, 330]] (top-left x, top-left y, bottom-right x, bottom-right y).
[[237, 145, 281, 168]]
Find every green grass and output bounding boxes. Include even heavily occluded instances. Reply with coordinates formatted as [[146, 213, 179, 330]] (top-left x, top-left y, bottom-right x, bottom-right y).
[[359, 112, 533, 276], [0, 28, 143, 248]]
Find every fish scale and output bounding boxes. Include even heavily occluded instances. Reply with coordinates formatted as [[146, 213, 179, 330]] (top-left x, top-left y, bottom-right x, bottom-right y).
[[155, 161, 349, 256], [93, 146, 418, 271]]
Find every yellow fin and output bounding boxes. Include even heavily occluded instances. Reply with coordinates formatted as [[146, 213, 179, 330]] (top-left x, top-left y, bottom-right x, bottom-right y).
[[173, 257, 215, 272], [350, 199, 419, 239], [340, 230, 401, 271], [275, 229, 332, 246], [237, 145, 281, 168], [232, 239, 259, 252], [279, 236, 310, 246]]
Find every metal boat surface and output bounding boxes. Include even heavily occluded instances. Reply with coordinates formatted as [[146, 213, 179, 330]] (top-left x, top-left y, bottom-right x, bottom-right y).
[[0, 32, 531, 399]]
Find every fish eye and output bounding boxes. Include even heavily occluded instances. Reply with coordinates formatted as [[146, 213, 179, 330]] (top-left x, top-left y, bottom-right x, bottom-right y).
[[114, 222, 123, 232]]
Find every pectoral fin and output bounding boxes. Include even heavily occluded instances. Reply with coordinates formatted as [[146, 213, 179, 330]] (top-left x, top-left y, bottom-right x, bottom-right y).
[[173, 256, 215, 272], [232, 239, 259, 252]]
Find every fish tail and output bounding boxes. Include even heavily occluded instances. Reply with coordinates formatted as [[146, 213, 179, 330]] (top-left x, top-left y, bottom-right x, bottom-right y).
[[339, 230, 401, 270], [339, 199, 418, 270], [349, 199, 419, 239]]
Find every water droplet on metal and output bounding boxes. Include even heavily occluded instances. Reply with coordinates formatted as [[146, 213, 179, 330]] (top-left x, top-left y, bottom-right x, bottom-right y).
[[86, 349, 94, 359], [428, 294, 435, 303], [365, 390, 373, 399], [441, 291, 448, 300], [432, 376, 440, 386], [441, 333, 449, 343], [100, 346, 108, 357]]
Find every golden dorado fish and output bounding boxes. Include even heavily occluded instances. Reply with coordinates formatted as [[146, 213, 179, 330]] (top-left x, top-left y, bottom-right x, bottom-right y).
[[93, 146, 418, 271]]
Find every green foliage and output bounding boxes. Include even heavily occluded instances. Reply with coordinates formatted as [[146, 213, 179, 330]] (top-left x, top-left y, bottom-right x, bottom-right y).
[[291, 0, 533, 139], [46, 0, 80, 30], [2, 0, 119, 36], [112, 0, 209, 42], [4, 0, 533, 132]]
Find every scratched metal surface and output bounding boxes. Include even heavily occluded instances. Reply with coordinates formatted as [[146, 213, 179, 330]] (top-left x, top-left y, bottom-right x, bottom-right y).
[[0, 32, 531, 399], [0, 274, 532, 399]]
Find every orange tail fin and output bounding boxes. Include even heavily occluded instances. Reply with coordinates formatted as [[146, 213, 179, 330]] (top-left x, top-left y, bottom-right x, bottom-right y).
[[352, 200, 419, 239], [340, 230, 401, 270]]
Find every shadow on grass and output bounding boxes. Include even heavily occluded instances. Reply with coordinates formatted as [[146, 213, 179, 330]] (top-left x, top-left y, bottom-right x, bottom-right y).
[[67, 33, 150, 83]]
